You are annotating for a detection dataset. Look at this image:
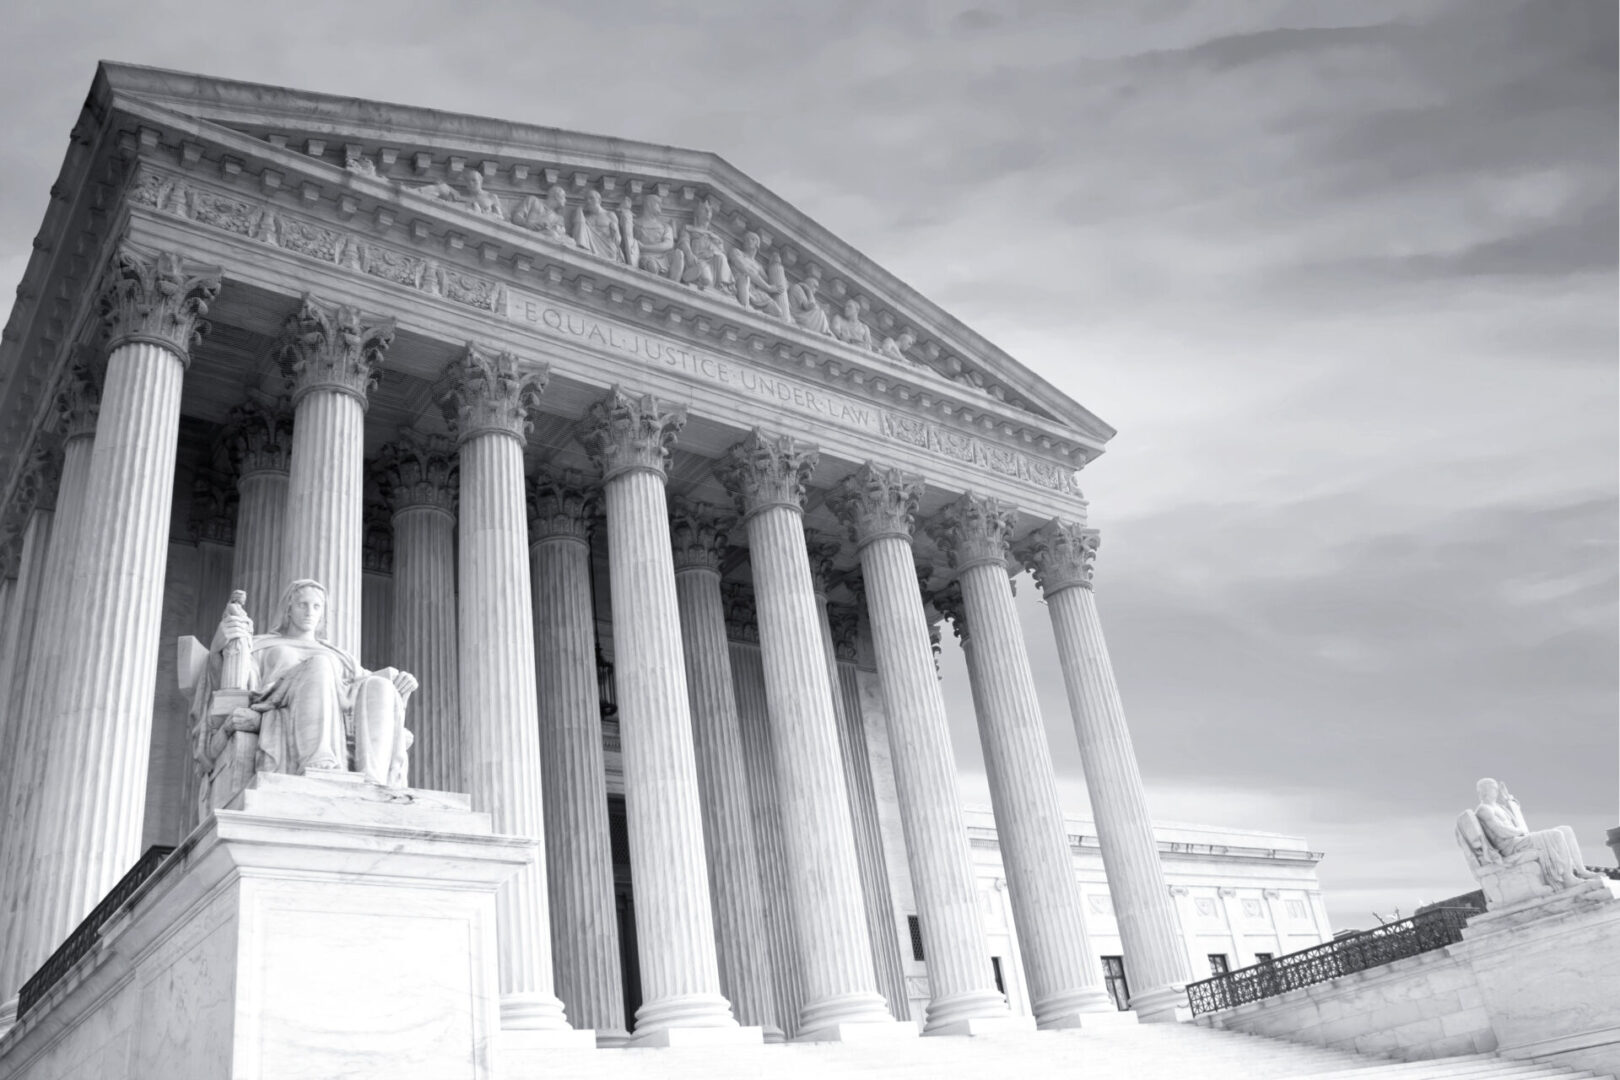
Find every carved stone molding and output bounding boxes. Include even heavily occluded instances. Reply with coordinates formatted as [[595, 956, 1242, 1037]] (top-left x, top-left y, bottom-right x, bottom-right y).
[[275, 294, 395, 407], [375, 431, 458, 516], [527, 467, 596, 545], [721, 581, 759, 644], [224, 396, 295, 478], [827, 463, 925, 549], [827, 604, 860, 663], [51, 358, 101, 442], [577, 386, 686, 483], [931, 580, 969, 644], [927, 492, 1018, 574], [99, 244, 222, 360], [715, 429, 818, 521], [191, 469, 237, 545], [439, 342, 548, 444], [1016, 519, 1098, 596], [669, 498, 735, 574]]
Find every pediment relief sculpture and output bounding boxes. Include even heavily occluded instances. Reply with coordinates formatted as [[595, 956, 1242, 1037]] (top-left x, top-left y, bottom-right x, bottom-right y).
[[1456, 777, 1603, 909], [184, 580, 418, 816]]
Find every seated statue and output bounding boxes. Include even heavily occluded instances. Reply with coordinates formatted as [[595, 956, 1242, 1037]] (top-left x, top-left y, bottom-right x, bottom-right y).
[[463, 171, 506, 219], [513, 185, 570, 242], [728, 232, 789, 320], [832, 299, 876, 351], [572, 190, 625, 262], [626, 193, 684, 280], [674, 199, 731, 292], [191, 580, 417, 793], [788, 267, 832, 335], [1458, 777, 1601, 907]]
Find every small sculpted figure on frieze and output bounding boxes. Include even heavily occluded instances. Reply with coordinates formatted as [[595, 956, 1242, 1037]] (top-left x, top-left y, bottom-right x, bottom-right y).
[[832, 299, 876, 351], [191, 579, 416, 790], [675, 199, 731, 292], [789, 267, 832, 335], [463, 171, 506, 220], [513, 185, 570, 242], [880, 328, 918, 364]]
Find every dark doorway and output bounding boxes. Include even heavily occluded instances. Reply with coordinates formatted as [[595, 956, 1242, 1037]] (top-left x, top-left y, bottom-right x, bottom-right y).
[[609, 795, 641, 1029]]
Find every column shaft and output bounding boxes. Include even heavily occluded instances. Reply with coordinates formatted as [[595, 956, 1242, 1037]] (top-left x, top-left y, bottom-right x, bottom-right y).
[[282, 389, 364, 655], [957, 562, 1116, 1025], [393, 506, 460, 793], [857, 536, 1007, 1032], [674, 563, 780, 1039], [232, 470, 287, 629], [1048, 582, 1192, 1016], [602, 469, 736, 1036], [532, 533, 626, 1043]]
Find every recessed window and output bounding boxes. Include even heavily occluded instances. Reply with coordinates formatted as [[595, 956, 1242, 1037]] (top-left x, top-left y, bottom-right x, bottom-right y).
[[907, 915, 925, 962], [1207, 954, 1230, 976], [1100, 956, 1130, 1011]]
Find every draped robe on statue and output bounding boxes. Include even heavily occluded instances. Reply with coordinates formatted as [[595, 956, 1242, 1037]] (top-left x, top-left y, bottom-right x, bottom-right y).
[[1475, 799, 1587, 888]]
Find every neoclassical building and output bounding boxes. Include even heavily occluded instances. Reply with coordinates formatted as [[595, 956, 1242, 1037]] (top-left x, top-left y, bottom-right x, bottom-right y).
[[0, 63, 1207, 1059]]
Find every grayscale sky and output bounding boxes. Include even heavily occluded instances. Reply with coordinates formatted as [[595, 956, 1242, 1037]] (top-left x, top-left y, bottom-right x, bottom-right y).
[[0, 0, 1613, 930]]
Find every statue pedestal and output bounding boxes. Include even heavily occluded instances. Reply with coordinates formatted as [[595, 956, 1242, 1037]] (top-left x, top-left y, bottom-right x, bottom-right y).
[[0, 772, 536, 1080]]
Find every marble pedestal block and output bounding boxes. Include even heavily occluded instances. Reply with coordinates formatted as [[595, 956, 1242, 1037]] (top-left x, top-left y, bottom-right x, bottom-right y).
[[0, 771, 558, 1080]]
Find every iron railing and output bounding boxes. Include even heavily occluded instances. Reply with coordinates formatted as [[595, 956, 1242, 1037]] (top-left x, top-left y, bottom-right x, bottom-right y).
[[1185, 905, 1472, 1016], [16, 845, 176, 1019]]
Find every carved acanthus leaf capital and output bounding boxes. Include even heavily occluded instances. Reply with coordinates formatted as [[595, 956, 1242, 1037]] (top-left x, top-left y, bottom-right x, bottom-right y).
[[528, 468, 597, 544], [928, 492, 1018, 573], [15, 438, 63, 515], [804, 530, 842, 597], [276, 294, 395, 407], [1016, 519, 1099, 595], [191, 469, 237, 544], [577, 386, 686, 483], [440, 343, 548, 444], [931, 581, 969, 643], [827, 463, 925, 548], [363, 498, 394, 574], [99, 245, 222, 359], [375, 431, 458, 516], [670, 498, 736, 574], [225, 397, 295, 478], [721, 582, 759, 644], [51, 358, 101, 442], [827, 604, 861, 663], [715, 429, 818, 520]]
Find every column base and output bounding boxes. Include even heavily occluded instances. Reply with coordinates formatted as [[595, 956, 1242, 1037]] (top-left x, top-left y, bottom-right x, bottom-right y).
[[762, 1023, 786, 1044], [1039, 1007, 1139, 1030], [0, 994, 14, 1040], [499, 991, 575, 1032], [1126, 984, 1189, 1023], [1034, 986, 1133, 1029], [794, 1019, 920, 1044], [925, 1014, 1037, 1037], [595, 1028, 632, 1048], [629, 1024, 763, 1048]]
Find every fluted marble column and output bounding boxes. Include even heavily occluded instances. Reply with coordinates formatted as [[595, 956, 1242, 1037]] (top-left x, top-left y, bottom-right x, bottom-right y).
[[579, 387, 747, 1046], [717, 432, 900, 1041], [377, 433, 461, 794], [276, 296, 393, 657], [23, 247, 220, 973], [827, 464, 1015, 1036], [1019, 521, 1193, 1021], [224, 397, 292, 629], [528, 469, 627, 1046], [670, 501, 781, 1041], [445, 344, 581, 1039], [806, 546, 911, 1023], [930, 495, 1120, 1027]]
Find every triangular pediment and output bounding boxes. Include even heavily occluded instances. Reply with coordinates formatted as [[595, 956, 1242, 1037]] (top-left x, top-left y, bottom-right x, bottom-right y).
[[95, 62, 1115, 451]]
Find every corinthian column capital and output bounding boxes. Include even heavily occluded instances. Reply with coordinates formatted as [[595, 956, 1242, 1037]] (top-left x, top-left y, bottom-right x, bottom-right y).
[[99, 244, 222, 360], [669, 498, 735, 574], [528, 468, 596, 545], [225, 397, 295, 477], [376, 431, 459, 516], [826, 463, 925, 549], [15, 438, 63, 515], [51, 358, 101, 442], [930, 580, 969, 644], [715, 429, 818, 520], [577, 386, 686, 483], [927, 492, 1018, 573], [721, 582, 758, 644], [441, 343, 549, 444], [276, 294, 395, 407], [804, 530, 842, 597], [1016, 519, 1099, 596]]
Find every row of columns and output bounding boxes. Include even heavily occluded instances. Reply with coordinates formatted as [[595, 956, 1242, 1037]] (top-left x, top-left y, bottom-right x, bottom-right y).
[[0, 243, 1192, 1042]]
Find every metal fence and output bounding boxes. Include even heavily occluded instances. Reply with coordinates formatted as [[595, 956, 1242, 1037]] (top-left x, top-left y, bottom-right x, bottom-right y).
[[1185, 905, 1473, 1017], [16, 845, 176, 1019]]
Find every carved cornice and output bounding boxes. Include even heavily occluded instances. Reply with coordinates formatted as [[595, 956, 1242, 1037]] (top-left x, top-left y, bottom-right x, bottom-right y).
[[51, 358, 101, 443], [98, 244, 222, 360], [721, 582, 759, 644], [375, 431, 458, 516], [932, 580, 969, 644], [669, 498, 735, 574], [528, 468, 596, 545], [577, 386, 686, 483], [827, 603, 860, 663], [275, 294, 395, 407], [1017, 519, 1098, 596], [827, 463, 925, 549], [804, 530, 842, 598], [224, 396, 294, 478], [928, 492, 1017, 574], [191, 469, 237, 544], [440, 342, 548, 444], [714, 429, 818, 520]]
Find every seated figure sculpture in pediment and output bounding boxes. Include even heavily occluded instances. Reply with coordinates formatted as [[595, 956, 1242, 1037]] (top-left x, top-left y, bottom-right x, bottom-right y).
[[729, 232, 789, 321], [832, 299, 876, 351], [1457, 777, 1602, 907], [789, 267, 832, 336], [880, 328, 918, 364], [572, 189, 625, 262], [626, 193, 684, 280], [675, 199, 731, 292], [463, 171, 506, 219], [191, 579, 417, 793], [513, 185, 570, 242]]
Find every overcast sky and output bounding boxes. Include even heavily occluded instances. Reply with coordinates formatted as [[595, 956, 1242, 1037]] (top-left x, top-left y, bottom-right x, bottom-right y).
[[0, 0, 1613, 932]]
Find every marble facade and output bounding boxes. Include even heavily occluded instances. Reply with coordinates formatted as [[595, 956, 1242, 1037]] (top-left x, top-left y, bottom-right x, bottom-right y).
[[0, 64, 1210, 1069]]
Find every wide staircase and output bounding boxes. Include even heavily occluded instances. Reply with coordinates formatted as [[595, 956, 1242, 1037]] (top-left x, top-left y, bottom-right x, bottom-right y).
[[511, 1022, 1614, 1080]]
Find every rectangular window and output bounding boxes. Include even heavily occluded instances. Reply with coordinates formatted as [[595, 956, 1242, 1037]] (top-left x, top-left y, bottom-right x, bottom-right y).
[[908, 915, 925, 962], [991, 956, 1005, 996], [1207, 953, 1229, 976], [1100, 955, 1130, 1011], [1255, 952, 1274, 963]]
